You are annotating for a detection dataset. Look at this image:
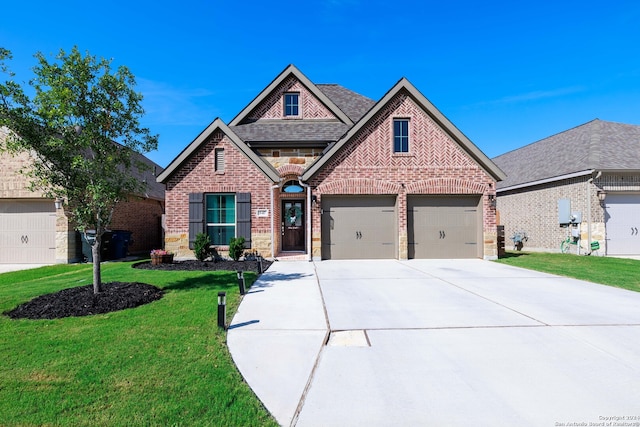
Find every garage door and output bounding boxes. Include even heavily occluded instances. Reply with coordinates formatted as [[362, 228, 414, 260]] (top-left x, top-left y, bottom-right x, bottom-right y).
[[408, 195, 481, 259], [321, 196, 396, 259], [0, 200, 56, 263], [605, 193, 640, 255]]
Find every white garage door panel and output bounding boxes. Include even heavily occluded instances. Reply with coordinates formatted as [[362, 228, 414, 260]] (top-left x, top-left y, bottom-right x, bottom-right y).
[[605, 194, 640, 255], [0, 200, 56, 264]]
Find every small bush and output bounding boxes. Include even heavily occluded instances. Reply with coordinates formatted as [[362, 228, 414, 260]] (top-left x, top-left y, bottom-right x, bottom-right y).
[[229, 237, 245, 261], [194, 233, 212, 261]]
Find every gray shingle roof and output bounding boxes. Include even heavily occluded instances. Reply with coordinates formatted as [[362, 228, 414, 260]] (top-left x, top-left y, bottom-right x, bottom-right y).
[[316, 84, 376, 122], [493, 119, 640, 189], [230, 121, 351, 143]]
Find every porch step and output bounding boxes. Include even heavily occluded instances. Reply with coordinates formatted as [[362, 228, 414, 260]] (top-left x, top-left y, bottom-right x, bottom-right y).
[[275, 252, 308, 261]]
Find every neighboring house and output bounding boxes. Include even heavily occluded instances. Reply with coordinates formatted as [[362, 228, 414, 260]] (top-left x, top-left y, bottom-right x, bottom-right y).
[[157, 65, 505, 260], [0, 126, 165, 264], [493, 119, 640, 256]]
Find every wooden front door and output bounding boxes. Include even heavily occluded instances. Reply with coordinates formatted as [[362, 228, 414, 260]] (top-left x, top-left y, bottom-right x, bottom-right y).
[[282, 200, 305, 251]]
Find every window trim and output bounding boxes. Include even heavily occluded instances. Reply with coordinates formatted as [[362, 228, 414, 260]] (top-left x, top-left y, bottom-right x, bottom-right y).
[[393, 118, 410, 153], [284, 92, 300, 117]]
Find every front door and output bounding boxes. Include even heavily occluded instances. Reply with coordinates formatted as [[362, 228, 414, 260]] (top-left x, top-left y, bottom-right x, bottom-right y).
[[282, 200, 305, 251]]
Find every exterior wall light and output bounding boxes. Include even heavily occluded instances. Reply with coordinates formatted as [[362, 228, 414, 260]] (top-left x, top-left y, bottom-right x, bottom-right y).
[[217, 291, 226, 329], [54, 198, 64, 210], [488, 194, 497, 208], [597, 189, 607, 203]]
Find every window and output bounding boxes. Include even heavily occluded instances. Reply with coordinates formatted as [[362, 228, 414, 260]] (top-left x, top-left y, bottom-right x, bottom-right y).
[[283, 180, 304, 193], [206, 194, 235, 245], [393, 119, 409, 153], [214, 148, 224, 173], [284, 93, 299, 117]]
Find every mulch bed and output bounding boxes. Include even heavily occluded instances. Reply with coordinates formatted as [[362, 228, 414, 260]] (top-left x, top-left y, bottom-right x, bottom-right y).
[[133, 259, 273, 273], [4, 259, 273, 320], [4, 282, 163, 320]]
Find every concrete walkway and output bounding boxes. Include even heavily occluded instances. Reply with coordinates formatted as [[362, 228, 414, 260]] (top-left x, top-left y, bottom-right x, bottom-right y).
[[0, 264, 52, 274], [227, 259, 640, 427]]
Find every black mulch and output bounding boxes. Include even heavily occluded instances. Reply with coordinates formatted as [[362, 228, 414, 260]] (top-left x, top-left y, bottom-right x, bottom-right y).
[[4, 282, 163, 320], [4, 259, 273, 321], [133, 259, 273, 273]]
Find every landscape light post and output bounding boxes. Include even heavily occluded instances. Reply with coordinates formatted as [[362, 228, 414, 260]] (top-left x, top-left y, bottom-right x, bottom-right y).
[[217, 291, 226, 329], [236, 270, 246, 295]]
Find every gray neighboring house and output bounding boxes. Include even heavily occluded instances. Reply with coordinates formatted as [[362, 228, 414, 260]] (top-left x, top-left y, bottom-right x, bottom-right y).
[[492, 119, 640, 256]]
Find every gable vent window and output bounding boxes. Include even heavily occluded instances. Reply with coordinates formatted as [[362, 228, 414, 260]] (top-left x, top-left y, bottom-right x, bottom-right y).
[[215, 148, 225, 173], [284, 93, 300, 117], [393, 118, 409, 153]]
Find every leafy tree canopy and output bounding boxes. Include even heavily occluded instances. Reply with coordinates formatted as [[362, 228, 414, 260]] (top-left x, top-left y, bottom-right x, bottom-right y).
[[0, 47, 158, 292]]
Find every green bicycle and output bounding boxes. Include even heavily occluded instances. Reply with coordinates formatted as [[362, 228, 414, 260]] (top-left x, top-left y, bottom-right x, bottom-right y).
[[560, 235, 578, 254]]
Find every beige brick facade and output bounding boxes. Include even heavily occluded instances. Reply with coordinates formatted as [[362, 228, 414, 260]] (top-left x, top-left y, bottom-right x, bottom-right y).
[[1, 129, 164, 263], [497, 172, 640, 255], [497, 176, 605, 253]]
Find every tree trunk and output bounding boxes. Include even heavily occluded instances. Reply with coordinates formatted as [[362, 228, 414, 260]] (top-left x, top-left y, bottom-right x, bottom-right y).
[[92, 232, 103, 294]]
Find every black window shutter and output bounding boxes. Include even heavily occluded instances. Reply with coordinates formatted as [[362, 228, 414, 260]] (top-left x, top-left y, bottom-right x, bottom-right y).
[[189, 193, 204, 249], [237, 192, 251, 248]]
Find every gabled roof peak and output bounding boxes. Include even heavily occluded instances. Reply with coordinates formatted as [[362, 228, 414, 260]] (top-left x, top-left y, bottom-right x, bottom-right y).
[[229, 64, 353, 126]]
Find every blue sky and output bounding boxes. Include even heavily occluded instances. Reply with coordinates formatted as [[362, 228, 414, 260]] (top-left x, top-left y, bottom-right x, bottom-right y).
[[2, 0, 639, 167]]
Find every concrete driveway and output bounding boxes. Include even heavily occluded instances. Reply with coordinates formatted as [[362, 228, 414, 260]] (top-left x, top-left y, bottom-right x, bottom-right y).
[[228, 259, 640, 427]]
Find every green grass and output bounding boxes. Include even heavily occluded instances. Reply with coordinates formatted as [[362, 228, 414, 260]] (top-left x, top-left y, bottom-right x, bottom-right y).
[[495, 251, 640, 292], [0, 262, 278, 427]]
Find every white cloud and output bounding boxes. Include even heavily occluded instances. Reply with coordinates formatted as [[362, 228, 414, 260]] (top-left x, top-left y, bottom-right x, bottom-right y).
[[485, 86, 586, 106]]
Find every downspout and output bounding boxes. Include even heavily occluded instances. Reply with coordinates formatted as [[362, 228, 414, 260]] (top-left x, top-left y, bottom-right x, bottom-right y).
[[298, 178, 313, 262], [270, 183, 280, 259]]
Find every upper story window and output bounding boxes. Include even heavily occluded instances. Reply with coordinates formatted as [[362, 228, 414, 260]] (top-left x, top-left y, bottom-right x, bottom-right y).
[[393, 118, 409, 153], [284, 93, 300, 117]]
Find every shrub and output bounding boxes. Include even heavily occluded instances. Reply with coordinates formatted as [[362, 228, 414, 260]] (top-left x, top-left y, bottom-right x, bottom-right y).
[[194, 233, 212, 261], [229, 237, 245, 261]]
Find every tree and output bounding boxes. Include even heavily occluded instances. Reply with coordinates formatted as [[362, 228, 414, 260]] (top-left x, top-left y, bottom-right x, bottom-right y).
[[0, 47, 158, 293]]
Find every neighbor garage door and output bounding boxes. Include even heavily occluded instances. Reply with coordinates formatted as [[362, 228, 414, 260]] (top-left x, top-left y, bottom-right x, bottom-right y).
[[0, 200, 56, 263], [321, 196, 396, 259], [604, 193, 640, 255], [408, 195, 481, 259]]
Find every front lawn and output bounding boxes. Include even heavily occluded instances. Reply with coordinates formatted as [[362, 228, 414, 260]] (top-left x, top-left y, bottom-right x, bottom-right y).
[[495, 251, 640, 292], [0, 262, 277, 426]]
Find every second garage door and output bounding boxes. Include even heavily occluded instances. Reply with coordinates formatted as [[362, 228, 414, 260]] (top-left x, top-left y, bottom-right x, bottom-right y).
[[0, 200, 57, 264], [408, 195, 481, 259], [604, 193, 640, 255], [321, 196, 397, 259]]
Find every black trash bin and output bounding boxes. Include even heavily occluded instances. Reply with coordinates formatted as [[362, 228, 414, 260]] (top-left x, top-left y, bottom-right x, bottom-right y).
[[81, 230, 113, 262], [110, 230, 133, 259]]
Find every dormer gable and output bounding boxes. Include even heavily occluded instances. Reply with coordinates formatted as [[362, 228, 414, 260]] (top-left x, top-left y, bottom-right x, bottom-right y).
[[230, 65, 353, 126]]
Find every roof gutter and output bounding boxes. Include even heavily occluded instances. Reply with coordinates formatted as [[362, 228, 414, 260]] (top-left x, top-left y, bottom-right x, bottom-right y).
[[497, 170, 594, 193]]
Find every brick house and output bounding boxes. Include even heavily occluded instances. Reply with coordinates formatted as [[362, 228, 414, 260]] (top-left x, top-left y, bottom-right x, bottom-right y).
[[492, 119, 640, 256], [158, 65, 505, 260], [0, 126, 165, 264]]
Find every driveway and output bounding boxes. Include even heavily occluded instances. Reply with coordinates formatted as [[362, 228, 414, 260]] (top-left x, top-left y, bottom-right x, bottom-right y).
[[228, 259, 640, 427]]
